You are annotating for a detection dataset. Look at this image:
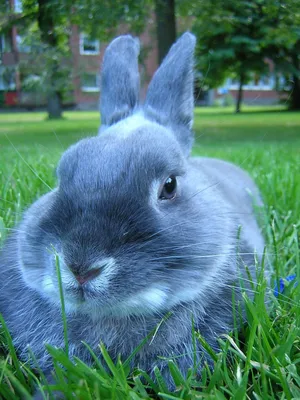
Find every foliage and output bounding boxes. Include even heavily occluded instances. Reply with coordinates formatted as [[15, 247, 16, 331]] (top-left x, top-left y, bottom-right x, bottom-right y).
[[190, 0, 300, 111], [191, 0, 272, 112], [262, 0, 300, 109], [17, 22, 73, 100], [14, 0, 152, 42], [0, 0, 152, 118], [69, 0, 152, 39], [262, 0, 300, 64], [0, 107, 299, 397]]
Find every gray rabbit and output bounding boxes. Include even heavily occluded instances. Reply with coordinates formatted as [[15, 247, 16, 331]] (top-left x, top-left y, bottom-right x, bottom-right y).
[[0, 33, 266, 391]]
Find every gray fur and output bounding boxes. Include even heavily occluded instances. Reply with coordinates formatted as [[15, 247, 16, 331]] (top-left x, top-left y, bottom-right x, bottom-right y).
[[0, 33, 265, 390], [100, 35, 140, 130], [144, 32, 196, 154]]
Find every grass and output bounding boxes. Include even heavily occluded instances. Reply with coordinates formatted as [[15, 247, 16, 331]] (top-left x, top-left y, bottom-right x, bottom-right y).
[[0, 105, 299, 399]]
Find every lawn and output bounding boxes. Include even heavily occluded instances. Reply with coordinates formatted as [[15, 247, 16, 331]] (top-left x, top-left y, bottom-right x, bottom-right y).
[[0, 106, 299, 399]]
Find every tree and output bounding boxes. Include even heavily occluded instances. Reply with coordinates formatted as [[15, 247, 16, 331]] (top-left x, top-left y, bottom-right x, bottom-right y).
[[191, 0, 300, 112], [0, 0, 184, 119], [34, 0, 65, 118], [0, 0, 72, 118], [155, 0, 176, 64], [17, 22, 73, 113], [0, 0, 152, 118], [191, 0, 271, 113], [262, 0, 300, 110]]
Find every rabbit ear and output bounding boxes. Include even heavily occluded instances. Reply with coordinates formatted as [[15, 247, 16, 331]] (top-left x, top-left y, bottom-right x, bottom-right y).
[[100, 35, 140, 130], [144, 32, 196, 152]]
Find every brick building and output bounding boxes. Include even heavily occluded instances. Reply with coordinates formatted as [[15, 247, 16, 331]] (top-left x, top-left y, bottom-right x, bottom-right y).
[[0, 0, 281, 109]]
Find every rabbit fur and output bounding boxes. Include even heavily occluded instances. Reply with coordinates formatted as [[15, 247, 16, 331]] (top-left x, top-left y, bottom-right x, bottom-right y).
[[0, 33, 266, 388]]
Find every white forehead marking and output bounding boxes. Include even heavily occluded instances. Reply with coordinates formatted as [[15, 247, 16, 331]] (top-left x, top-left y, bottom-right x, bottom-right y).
[[119, 113, 148, 138], [100, 112, 175, 141], [100, 112, 150, 138]]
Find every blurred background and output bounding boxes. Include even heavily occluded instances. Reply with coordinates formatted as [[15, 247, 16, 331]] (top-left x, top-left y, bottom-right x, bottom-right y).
[[0, 4, 299, 397], [0, 0, 299, 118]]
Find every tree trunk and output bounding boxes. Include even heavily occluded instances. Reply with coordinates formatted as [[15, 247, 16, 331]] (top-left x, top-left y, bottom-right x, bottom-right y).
[[37, 0, 63, 119], [47, 92, 62, 119], [155, 0, 177, 64], [289, 74, 300, 110], [46, 59, 63, 119], [236, 71, 245, 113]]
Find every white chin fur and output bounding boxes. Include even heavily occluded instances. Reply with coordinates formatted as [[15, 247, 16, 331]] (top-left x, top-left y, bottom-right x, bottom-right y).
[[120, 286, 169, 315]]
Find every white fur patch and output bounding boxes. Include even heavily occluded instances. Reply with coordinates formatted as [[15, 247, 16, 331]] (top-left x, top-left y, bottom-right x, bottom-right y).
[[95, 257, 117, 280], [118, 286, 169, 316], [166, 244, 236, 309], [141, 287, 168, 308], [88, 257, 118, 293], [102, 112, 149, 139], [42, 275, 55, 293]]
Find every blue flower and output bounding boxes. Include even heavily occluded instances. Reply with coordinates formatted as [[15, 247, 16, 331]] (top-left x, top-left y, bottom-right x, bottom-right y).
[[274, 274, 297, 297]]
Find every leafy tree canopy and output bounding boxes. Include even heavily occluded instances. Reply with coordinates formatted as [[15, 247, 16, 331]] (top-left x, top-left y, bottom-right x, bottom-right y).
[[191, 0, 300, 111]]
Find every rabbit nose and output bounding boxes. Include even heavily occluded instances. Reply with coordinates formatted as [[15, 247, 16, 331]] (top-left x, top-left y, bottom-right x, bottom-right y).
[[74, 267, 101, 285]]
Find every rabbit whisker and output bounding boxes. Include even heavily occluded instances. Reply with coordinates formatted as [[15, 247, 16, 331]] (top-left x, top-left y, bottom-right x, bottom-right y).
[[150, 252, 270, 261]]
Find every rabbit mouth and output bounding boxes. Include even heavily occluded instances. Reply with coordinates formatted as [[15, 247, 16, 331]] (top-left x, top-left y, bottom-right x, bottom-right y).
[[64, 285, 99, 303]]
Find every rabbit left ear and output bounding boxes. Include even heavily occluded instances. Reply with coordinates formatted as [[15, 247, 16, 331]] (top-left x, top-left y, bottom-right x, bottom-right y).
[[99, 35, 140, 131], [144, 32, 196, 153]]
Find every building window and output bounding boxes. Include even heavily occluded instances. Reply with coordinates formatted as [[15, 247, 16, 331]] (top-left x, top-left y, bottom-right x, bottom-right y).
[[79, 34, 100, 55], [14, 0, 22, 13], [81, 73, 99, 92]]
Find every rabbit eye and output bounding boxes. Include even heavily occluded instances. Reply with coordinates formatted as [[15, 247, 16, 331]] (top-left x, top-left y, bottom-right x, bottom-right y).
[[159, 176, 177, 200]]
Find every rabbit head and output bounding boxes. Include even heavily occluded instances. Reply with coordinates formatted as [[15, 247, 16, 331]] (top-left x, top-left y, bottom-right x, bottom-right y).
[[17, 33, 233, 318]]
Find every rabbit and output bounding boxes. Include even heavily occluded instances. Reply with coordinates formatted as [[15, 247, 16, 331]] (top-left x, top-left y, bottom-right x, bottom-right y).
[[0, 32, 266, 392]]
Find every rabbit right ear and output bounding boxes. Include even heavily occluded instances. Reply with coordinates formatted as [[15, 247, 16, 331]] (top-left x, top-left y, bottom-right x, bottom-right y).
[[99, 35, 140, 131], [144, 33, 196, 154]]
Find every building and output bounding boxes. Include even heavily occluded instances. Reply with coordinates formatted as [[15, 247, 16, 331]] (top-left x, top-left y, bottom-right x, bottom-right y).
[[0, 0, 282, 110]]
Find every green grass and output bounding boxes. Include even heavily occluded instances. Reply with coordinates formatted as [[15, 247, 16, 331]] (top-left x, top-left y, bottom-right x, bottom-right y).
[[0, 106, 299, 399]]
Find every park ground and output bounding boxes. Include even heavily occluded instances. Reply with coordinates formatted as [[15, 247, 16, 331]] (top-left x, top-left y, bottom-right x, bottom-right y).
[[0, 106, 299, 399]]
